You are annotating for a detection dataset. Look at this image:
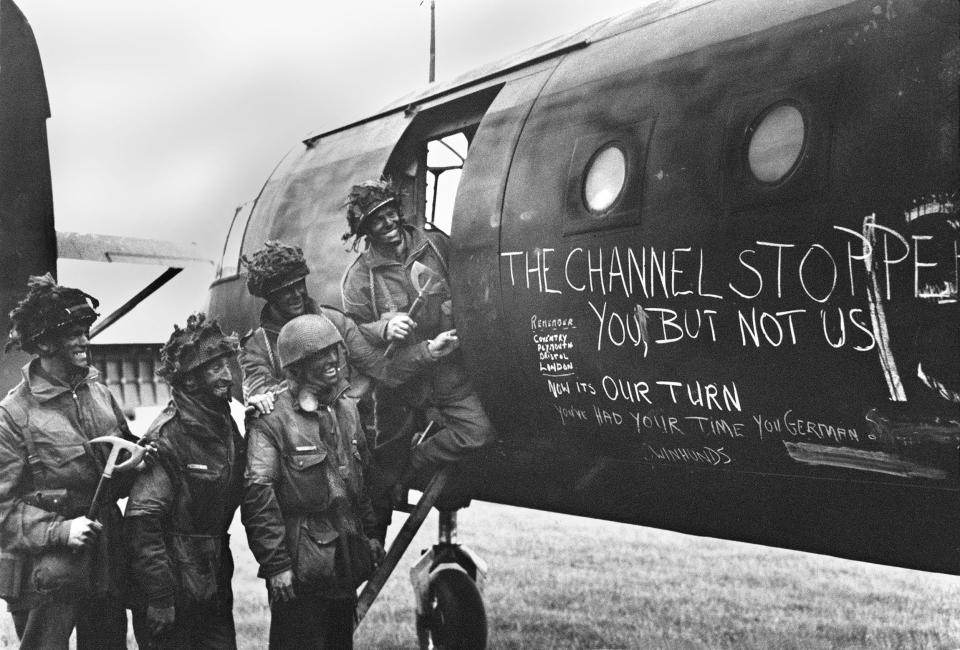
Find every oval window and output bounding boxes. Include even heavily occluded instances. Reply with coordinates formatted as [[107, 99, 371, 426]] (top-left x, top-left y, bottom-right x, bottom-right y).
[[747, 104, 805, 184], [583, 144, 627, 215]]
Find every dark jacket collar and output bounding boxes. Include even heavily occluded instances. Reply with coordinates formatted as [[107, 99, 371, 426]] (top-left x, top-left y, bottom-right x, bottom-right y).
[[170, 388, 235, 439], [258, 297, 320, 335], [23, 358, 100, 403], [288, 377, 351, 412], [360, 225, 431, 270]]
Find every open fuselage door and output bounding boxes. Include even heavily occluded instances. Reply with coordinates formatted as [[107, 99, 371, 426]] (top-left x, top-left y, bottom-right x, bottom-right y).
[[205, 26, 593, 332]]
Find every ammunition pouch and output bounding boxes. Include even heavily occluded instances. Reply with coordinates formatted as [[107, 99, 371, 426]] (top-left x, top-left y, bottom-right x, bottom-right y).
[[31, 548, 92, 595], [291, 518, 374, 591], [19, 489, 94, 595], [168, 533, 222, 606], [22, 488, 74, 516], [0, 551, 25, 601], [0, 545, 93, 602]]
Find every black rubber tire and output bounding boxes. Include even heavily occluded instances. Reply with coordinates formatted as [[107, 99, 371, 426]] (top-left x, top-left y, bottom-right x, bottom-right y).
[[423, 568, 487, 650]]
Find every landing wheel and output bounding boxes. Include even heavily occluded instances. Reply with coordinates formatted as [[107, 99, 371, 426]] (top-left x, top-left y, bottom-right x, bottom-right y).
[[417, 568, 487, 650]]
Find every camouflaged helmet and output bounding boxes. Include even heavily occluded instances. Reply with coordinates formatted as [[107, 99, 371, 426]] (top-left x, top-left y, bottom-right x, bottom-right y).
[[5, 273, 100, 354], [157, 313, 239, 384], [342, 177, 404, 248], [277, 314, 343, 369], [240, 241, 310, 298]]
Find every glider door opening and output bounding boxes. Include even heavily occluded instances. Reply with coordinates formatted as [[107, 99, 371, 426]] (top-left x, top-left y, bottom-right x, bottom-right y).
[[381, 85, 502, 237]]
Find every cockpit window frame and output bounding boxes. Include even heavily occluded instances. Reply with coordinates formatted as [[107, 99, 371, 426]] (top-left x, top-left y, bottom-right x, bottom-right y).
[[382, 85, 502, 236]]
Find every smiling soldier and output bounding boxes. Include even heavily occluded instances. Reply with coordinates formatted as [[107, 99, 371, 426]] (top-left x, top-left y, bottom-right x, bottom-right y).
[[0, 274, 141, 649], [341, 177, 495, 541], [125, 313, 245, 649], [242, 314, 384, 649], [239, 240, 454, 417]]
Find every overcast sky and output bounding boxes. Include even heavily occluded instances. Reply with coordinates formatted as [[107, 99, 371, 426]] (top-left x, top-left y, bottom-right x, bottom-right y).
[[18, 0, 644, 261]]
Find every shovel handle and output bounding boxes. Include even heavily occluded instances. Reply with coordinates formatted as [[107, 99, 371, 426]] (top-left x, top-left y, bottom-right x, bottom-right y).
[[87, 477, 109, 521], [85, 436, 146, 520], [383, 295, 427, 359]]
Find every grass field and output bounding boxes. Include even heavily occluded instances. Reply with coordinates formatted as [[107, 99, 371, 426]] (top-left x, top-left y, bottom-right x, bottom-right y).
[[344, 502, 960, 649], [0, 502, 957, 649]]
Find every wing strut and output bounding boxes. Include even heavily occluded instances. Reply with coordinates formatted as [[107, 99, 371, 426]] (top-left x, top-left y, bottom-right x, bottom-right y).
[[89, 267, 182, 339]]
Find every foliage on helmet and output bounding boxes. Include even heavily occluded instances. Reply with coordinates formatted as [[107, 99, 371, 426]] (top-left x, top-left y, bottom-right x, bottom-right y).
[[157, 313, 239, 384], [5, 273, 100, 354], [240, 240, 310, 298], [341, 176, 405, 249]]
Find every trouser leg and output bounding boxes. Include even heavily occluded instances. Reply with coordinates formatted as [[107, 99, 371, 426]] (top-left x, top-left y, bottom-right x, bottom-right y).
[[12, 595, 125, 650], [269, 590, 314, 650], [409, 364, 494, 473], [322, 597, 355, 649], [75, 596, 127, 650], [134, 601, 236, 650], [269, 589, 355, 650], [196, 601, 238, 650], [132, 607, 175, 650], [201, 555, 239, 650], [131, 608, 156, 649], [373, 363, 494, 493], [370, 391, 419, 542], [368, 468, 395, 544], [11, 601, 77, 650]]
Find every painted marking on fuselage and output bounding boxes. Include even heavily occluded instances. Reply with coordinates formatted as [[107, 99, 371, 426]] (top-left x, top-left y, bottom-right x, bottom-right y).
[[783, 441, 947, 480], [861, 213, 907, 402]]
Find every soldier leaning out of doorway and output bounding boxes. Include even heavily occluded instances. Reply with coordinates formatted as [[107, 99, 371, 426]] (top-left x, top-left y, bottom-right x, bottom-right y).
[[0, 274, 150, 650], [340, 177, 496, 542], [125, 314, 245, 650], [239, 240, 459, 418]]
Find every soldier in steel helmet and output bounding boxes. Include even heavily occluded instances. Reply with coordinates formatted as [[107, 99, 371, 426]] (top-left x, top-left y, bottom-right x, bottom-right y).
[[125, 313, 245, 649], [0, 274, 145, 649], [239, 240, 457, 417], [340, 177, 495, 537], [242, 314, 384, 649]]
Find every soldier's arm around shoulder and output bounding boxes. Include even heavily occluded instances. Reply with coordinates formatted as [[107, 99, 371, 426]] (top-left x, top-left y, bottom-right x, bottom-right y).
[[239, 327, 284, 404], [0, 404, 71, 552]]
